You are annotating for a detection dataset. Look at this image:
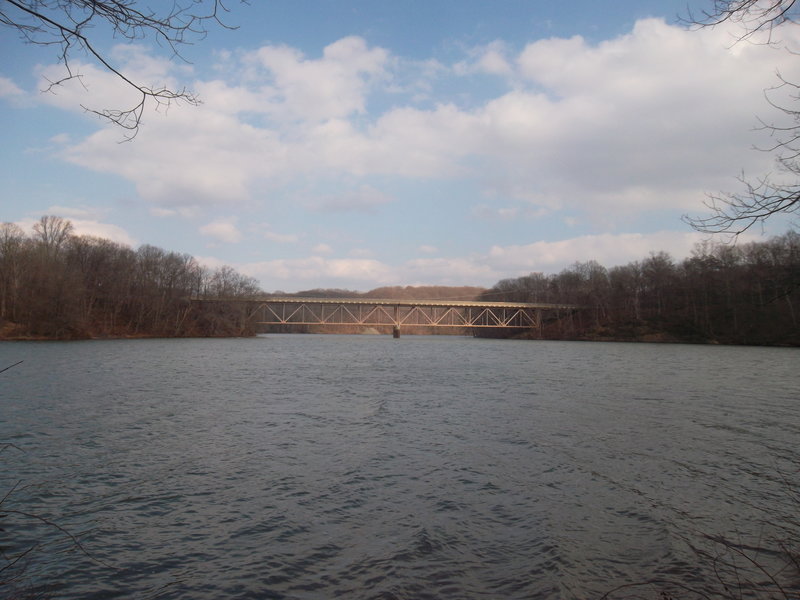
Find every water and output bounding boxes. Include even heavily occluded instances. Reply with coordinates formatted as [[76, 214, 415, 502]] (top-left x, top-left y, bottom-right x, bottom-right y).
[[1, 335, 798, 599]]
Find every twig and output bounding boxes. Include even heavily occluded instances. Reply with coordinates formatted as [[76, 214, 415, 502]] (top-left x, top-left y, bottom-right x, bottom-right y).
[[0, 361, 23, 375], [599, 578, 713, 599], [2, 509, 118, 571]]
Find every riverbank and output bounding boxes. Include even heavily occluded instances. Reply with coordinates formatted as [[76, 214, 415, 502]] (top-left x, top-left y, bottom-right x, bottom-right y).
[[4, 327, 798, 346], [0, 325, 256, 342], [518, 314, 800, 346]]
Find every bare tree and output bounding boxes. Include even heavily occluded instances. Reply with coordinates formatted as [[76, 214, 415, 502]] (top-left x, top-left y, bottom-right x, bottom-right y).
[[0, 223, 27, 321], [683, 1, 800, 234], [32, 215, 73, 255], [1, 1, 242, 138]]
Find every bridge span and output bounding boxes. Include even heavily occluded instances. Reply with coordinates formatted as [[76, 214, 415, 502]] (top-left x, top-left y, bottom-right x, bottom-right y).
[[237, 297, 579, 337]]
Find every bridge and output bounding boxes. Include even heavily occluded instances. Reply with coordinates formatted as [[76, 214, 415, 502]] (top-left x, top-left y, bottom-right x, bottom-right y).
[[237, 297, 579, 337]]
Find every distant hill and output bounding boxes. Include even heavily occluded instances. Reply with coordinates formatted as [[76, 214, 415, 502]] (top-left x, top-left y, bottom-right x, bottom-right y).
[[362, 286, 486, 300], [281, 285, 487, 301]]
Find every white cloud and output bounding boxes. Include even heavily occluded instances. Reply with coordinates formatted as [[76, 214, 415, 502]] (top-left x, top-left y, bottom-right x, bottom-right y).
[[69, 219, 138, 247], [361, 103, 480, 177], [244, 36, 388, 122], [151, 207, 178, 217], [193, 254, 230, 271], [349, 248, 374, 258], [264, 231, 299, 244], [42, 205, 104, 219], [470, 205, 522, 220], [251, 222, 299, 243], [313, 243, 333, 254], [200, 219, 243, 243], [52, 20, 795, 218], [241, 256, 395, 288], [308, 185, 393, 212], [0, 76, 23, 98], [150, 206, 199, 218], [486, 231, 710, 273], [400, 257, 496, 285], [455, 41, 513, 76], [61, 104, 286, 207], [493, 17, 795, 212]]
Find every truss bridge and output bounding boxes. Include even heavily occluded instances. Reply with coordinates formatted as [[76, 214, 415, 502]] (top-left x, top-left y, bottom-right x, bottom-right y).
[[244, 297, 578, 337]]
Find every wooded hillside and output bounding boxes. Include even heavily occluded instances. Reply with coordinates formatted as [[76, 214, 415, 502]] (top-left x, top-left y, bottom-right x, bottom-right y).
[[0, 216, 261, 339], [480, 233, 800, 346]]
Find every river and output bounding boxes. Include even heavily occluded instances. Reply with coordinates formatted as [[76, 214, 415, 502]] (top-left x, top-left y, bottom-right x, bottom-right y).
[[1, 335, 798, 599]]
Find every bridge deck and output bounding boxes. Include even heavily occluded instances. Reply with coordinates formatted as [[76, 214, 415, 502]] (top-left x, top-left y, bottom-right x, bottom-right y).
[[257, 297, 577, 310]]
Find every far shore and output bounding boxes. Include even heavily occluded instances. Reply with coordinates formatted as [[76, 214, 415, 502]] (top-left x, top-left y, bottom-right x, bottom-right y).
[[2, 329, 797, 347]]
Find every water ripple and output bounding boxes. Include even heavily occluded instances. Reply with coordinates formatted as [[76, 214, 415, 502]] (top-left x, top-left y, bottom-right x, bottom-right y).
[[1, 336, 798, 599]]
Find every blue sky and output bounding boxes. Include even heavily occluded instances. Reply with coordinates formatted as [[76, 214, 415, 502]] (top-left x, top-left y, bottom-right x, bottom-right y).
[[2, 1, 798, 292]]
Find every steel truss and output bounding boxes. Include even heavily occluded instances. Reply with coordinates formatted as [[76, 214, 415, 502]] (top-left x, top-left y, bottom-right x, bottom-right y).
[[248, 298, 576, 330]]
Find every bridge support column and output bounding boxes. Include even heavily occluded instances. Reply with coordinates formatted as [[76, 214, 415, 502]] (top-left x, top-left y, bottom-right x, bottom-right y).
[[392, 325, 400, 338]]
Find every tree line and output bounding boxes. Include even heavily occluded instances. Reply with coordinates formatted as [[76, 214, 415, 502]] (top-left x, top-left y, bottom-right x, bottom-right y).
[[479, 232, 800, 346], [0, 216, 261, 339], [3, 216, 798, 344]]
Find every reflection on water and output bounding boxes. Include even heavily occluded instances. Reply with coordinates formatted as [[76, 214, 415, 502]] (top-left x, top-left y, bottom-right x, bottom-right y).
[[1, 335, 798, 599]]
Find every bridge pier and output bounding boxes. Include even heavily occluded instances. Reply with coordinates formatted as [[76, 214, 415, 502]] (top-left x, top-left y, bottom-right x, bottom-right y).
[[392, 325, 400, 338]]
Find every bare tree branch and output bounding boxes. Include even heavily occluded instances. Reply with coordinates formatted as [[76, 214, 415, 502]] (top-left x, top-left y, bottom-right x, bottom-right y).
[[2, 508, 118, 570], [0, 1, 244, 139], [683, 1, 800, 235], [683, 1, 800, 43], [0, 360, 23, 375], [683, 171, 800, 235]]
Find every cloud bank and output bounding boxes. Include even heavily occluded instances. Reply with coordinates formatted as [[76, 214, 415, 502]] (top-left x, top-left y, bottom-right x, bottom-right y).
[[18, 17, 800, 290]]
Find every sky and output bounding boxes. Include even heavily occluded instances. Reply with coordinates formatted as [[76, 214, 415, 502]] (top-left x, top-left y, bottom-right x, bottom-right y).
[[2, 0, 799, 293]]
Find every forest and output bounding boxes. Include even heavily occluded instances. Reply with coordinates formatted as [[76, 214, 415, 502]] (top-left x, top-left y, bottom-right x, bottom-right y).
[[478, 232, 800, 346], [1, 216, 798, 345], [0, 216, 261, 339]]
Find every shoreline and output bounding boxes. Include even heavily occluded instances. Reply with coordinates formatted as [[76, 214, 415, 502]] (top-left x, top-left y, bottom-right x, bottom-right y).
[[1, 331, 797, 347]]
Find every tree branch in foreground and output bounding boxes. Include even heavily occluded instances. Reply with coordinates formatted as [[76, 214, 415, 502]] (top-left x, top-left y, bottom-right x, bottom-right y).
[[1, 1, 243, 138]]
